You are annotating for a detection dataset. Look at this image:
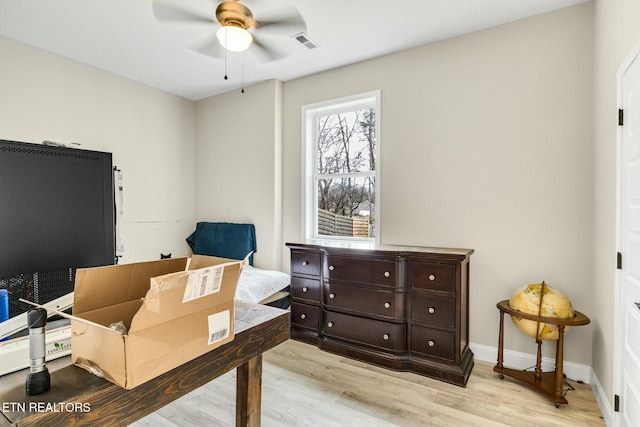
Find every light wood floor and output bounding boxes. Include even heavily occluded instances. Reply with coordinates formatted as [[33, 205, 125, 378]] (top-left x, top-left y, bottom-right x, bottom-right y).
[[132, 339, 605, 427]]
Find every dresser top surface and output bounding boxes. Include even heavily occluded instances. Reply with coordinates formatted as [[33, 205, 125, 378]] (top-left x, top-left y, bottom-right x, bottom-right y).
[[286, 240, 474, 258]]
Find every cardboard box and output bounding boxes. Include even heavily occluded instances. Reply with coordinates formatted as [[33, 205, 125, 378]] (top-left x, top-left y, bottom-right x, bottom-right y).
[[71, 255, 243, 389]]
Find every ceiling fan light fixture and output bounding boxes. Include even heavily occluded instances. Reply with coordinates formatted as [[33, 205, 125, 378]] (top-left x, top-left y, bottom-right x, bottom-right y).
[[216, 26, 252, 52]]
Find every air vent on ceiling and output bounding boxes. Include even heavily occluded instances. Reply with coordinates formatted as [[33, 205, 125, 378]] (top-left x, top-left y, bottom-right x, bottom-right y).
[[293, 32, 319, 50]]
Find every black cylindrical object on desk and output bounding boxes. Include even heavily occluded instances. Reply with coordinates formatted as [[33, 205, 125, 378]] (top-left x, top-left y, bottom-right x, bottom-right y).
[[25, 308, 50, 395]]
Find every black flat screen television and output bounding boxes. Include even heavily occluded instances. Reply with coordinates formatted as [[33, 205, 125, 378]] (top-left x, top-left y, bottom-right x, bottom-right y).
[[0, 139, 115, 318]]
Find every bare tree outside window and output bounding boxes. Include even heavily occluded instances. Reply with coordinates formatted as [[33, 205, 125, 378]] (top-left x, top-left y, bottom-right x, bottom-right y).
[[314, 106, 376, 238]]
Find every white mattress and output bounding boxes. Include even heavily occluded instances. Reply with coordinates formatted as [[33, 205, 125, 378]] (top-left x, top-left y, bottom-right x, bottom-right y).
[[234, 265, 290, 304]]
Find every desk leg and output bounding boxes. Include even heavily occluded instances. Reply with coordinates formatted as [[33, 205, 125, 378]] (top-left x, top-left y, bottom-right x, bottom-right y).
[[236, 355, 262, 427]]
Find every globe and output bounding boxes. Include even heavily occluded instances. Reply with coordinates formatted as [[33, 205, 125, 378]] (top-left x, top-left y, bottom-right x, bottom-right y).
[[508, 282, 575, 340]]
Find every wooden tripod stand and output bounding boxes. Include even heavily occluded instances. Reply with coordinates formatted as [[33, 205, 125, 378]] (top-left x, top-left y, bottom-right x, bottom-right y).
[[493, 299, 590, 407]]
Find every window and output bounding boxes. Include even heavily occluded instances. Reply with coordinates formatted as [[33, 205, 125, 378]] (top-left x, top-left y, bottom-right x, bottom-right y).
[[302, 91, 380, 242]]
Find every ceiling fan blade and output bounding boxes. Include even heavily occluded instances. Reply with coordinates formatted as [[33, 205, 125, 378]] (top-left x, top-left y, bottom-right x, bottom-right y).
[[254, 9, 306, 36], [190, 33, 226, 59], [250, 36, 287, 63], [152, 0, 215, 25]]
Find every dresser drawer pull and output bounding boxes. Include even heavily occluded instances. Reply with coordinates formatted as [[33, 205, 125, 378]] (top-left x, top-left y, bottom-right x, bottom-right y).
[[302, 261, 309, 266], [428, 340, 435, 347], [428, 307, 435, 314], [384, 271, 390, 278], [428, 274, 436, 281], [329, 293, 335, 299], [327, 322, 334, 328], [300, 313, 306, 320], [383, 334, 390, 340], [329, 265, 335, 271], [302, 287, 308, 293], [384, 302, 391, 309]]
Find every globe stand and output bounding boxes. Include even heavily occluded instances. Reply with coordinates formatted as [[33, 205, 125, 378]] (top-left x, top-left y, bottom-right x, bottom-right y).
[[493, 300, 590, 407]]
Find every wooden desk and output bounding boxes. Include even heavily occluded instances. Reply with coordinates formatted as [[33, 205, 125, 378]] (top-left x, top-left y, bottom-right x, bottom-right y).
[[493, 299, 590, 407], [0, 302, 289, 427]]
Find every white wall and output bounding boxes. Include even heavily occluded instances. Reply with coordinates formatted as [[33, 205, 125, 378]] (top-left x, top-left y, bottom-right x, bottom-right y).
[[592, 0, 640, 414], [194, 80, 284, 269], [0, 36, 196, 264], [282, 3, 595, 365]]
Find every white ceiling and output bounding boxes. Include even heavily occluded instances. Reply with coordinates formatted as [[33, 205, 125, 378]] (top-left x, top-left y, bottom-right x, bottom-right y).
[[0, 0, 588, 101]]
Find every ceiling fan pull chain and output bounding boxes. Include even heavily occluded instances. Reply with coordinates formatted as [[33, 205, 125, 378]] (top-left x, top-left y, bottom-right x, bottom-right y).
[[241, 53, 245, 93], [224, 26, 228, 80]]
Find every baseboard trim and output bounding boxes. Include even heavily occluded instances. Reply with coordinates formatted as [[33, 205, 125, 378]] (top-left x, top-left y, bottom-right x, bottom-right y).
[[590, 368, 613, 426], [469, 342, 591, 383]]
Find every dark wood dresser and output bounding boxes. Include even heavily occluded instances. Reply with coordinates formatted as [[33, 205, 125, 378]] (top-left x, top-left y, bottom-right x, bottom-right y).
[[286, 241, 474, 386]]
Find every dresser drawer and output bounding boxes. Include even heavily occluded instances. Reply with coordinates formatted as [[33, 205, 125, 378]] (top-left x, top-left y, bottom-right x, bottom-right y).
[[411, 293, 456, 327], [291, 276, 321, 303], [325, 255, 398, 287], [411, 325, 455, 361], [323, 311, 406, 351], [324, 282, 404, 319], [291, 250, 321, 276], [291, 302, 320, 330], [411, 262, 456, 293]]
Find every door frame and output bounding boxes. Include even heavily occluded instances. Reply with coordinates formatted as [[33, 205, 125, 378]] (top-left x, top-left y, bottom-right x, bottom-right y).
[[614, 38, 640, 427]]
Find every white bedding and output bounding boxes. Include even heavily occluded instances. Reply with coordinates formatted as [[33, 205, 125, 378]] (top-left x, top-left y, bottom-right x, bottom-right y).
[[234, 265, 290, 304]]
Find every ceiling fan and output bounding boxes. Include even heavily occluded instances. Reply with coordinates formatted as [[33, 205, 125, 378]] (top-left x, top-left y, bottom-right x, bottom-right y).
[[152, 0, 307, 63]]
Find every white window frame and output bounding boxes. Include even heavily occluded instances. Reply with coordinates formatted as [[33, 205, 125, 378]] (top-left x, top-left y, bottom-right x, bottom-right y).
[[301, 90, 381, 243]]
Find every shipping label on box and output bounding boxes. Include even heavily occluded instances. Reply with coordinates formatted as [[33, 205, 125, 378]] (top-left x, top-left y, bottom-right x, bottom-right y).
[[182, 264, 224, 303]]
